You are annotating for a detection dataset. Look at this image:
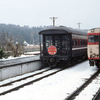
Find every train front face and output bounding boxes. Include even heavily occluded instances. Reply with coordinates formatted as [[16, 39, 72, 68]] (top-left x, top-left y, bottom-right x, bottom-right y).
[[87, 28, 100, 67], [39, 29, 72, 67]]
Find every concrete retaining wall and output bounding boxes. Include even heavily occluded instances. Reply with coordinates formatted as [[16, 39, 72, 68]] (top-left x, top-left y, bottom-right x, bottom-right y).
[[0, 60, 41, 81]]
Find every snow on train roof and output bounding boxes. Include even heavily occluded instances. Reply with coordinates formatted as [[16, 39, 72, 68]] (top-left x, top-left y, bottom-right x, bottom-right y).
[[39, 26, 87, 35], [88, 27, 100, 33]]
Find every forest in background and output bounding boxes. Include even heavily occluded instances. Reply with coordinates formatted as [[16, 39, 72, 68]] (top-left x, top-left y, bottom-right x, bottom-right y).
[[0, 24, 88, 45], [0, 24, 46, 45]]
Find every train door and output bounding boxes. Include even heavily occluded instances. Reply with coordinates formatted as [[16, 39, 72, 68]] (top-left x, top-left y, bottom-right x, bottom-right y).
[[43, 35, 53, 56], [62, 34, 72, 58]]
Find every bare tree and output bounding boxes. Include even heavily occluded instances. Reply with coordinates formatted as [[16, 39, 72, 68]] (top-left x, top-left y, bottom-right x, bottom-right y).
[[0, 31, 24, 57]]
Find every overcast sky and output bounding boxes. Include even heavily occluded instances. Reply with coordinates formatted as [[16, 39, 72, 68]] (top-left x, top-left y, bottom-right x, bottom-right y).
[[0, 0, 100, 29]]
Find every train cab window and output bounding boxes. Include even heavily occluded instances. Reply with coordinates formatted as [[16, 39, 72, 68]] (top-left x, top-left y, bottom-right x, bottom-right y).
[[88, 35, 98, 43]]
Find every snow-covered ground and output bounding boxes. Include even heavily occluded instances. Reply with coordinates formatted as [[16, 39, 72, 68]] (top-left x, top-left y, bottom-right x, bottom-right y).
[[0, 60, 99, 100], [0, 51, 40, 61]]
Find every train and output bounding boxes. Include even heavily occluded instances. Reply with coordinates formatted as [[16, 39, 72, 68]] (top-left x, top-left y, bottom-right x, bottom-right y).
[[39, 26, 87, 67], [87, 27, 100, 68]]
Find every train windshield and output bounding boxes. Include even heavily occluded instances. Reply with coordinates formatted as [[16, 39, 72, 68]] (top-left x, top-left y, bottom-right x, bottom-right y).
[[88, 35, 98, 43]]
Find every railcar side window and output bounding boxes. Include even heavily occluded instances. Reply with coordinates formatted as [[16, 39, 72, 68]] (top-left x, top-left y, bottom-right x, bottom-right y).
[[72, 39, 75, 47], [75, 40, 77, 46], [88, 35, 98, 43], [80, 40, 81, 46]]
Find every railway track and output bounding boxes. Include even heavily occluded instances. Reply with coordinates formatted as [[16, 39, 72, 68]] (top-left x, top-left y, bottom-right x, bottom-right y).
[[0, 67, 66, 96], [93, 88, 100, 100], [0, 67, 51, 87], [64, 69, 100, 100]]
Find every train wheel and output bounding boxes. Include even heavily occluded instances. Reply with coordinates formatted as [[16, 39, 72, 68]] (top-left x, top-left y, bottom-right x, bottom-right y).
[[67, 60, 71, 67], [72, 58, 77, 65], [41, 62, 48, 68]]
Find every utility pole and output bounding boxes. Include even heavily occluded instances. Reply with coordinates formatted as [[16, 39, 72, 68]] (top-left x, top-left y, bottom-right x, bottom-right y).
[[30, 32, 34, 46], [50, 17, 58, 27], [77, 22, 82, 29]]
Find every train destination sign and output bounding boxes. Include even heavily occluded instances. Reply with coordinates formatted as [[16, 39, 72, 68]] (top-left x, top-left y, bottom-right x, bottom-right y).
[[48, 45, 57, 55]]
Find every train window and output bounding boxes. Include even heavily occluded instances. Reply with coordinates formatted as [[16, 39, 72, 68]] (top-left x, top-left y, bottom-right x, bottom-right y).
[[55, 35, 60, 46], [88, 35, 98, 43], [78, 39, 80, 46], [81, 40, 83, 46], [82, 40, 83, 46], [73, 39, 75, 47], [62, 35, 68, 48], [80, 40, 82, 46], [72, 40, 74, 47], [45, 36, 53, 46], [75, 40, 77, 46], [83, 40, 84, 46]]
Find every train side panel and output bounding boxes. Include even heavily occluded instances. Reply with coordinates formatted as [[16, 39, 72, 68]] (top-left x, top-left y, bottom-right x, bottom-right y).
[[72, 47, 87, 58], [88, 45, 99, 59]]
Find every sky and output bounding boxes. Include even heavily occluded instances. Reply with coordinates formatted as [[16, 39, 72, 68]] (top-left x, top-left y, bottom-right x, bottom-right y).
[[0, 0, 100, 29]]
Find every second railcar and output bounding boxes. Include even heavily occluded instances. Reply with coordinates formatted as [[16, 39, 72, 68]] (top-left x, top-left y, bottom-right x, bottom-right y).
[[87, 27, 100, 68], [39, 26, 87, 67]]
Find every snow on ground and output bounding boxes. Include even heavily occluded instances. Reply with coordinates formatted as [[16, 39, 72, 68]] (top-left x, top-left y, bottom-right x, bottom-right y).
[[75, 73, 100, 100], [24, 51, 40, 55], [0, 60, 99, 100], [0, 51, 40, 61]]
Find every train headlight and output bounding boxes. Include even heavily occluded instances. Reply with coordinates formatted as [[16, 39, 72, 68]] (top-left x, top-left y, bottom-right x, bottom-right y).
[[91, 29, 94, 32], [90, 49, 92, 53]]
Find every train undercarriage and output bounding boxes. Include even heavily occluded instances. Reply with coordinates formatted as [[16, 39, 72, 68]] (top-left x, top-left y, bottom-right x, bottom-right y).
[[41, 55, 87, 68], [89, 60, 100, 68]]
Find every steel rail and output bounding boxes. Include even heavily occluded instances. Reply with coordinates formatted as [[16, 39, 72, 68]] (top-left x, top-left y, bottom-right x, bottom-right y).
[[64, 69, 100, 100], [0, 67, 52, 87], [0, 68, 65, 96], [92, 88, 100, 100]]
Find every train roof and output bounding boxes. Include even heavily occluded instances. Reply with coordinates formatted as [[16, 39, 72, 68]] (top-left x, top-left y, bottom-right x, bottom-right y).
[[88, 27, 100, 33], [39, 26, 87, 36], [72, 34, 87, 39]]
